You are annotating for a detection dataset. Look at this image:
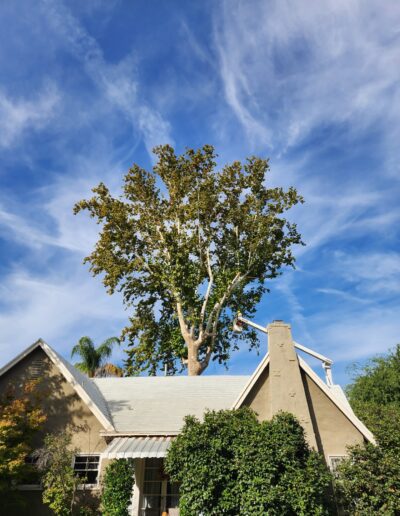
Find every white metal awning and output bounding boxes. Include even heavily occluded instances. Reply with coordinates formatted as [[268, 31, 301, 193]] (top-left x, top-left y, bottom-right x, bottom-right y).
[[102, 436, 173, 459]]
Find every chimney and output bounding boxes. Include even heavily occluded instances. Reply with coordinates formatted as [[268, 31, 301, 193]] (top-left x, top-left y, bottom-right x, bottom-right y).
[[267, 321, 317, 449]]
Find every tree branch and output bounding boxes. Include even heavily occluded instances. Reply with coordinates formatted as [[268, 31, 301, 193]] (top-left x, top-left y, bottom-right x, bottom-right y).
[[204, 271, 244, 337], [155, 225, 172, 261], [200, 247, 213, 328], [176, 301, 191, 344]]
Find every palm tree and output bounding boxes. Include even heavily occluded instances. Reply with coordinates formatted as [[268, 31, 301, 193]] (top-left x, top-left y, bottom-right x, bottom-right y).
[[71, 336, 122, 378]]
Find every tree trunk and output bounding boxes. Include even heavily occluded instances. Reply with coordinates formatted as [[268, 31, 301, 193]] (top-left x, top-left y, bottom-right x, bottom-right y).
[[187, 341, 204, 376]]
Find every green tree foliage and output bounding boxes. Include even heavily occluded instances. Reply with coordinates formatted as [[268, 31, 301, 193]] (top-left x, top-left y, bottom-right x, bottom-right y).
[[101, 459, 135, 516], [36, 433, 80, 516], [74, 145, 303, 375], [336, 345, 400, 514], [165, 408, 333, 515], [0, 380, 46, 503], [338, 442, 400, 515], [346, 343, 400, 449], [71, 336, 121, 378]]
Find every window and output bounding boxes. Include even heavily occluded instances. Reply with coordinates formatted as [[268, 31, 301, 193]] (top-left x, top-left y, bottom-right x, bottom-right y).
[[73, 455, 100, 485], [19, 455, 41, 487], [329, 455, 345, 474], [140, 459, 179, 516]]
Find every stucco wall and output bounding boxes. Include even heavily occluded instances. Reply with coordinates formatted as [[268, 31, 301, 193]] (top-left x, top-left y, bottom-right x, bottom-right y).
[[0, 347, 107, 452], [0, 347, 108, 515], [242, 366, 271, 420], [239, 358, 365, 464], [302, 371, 364, 461]]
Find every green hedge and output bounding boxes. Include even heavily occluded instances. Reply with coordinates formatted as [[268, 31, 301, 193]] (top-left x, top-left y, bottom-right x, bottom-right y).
[[101, 459, 135, 516], [165, 408, 333, 516]]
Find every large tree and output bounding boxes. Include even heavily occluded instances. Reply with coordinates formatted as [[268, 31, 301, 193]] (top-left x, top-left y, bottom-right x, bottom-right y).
[[75, 145, 303, 375]]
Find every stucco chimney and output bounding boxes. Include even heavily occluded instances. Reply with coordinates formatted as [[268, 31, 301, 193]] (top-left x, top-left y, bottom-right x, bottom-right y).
[[267, 321, 317, 449]]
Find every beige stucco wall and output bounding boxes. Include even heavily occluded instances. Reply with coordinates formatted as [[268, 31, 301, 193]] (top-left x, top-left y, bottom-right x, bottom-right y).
[[302, 371, 364, 461], [0, 347, 109, 515], [242, 366, 271, 420], [240, 357, 366, 464], [0, 347, 107, 452]]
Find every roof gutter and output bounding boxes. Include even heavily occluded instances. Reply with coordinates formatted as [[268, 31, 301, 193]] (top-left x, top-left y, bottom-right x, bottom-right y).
[[100, 431, 180, 437]]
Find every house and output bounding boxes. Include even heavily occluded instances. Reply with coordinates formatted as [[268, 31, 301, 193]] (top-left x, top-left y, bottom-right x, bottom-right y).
[[0, 321, 374, 515]]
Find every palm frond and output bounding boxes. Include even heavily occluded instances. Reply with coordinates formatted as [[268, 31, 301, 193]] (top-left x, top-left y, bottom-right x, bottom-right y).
[[71, 336, 94, 358], [74, 362, 89, 374], [71, 336, 99, 377], [96, 337, 120, 362]]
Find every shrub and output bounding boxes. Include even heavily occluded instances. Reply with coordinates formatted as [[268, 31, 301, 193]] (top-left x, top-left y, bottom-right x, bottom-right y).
[[0, 380, 46, 510], [165, 408, 333, 515], [337, 442, 400, 515], [101, 459, 135, 516], [335, 345, 400, 514], [36, 432, 79, 516]]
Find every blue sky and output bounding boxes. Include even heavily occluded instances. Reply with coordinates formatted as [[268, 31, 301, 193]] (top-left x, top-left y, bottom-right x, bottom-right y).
[[0, 0, 399, 386]]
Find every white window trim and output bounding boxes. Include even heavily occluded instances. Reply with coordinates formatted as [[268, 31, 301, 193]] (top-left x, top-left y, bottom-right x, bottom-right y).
[[73, 453, 101, 489], [18, 453, 102, 491]]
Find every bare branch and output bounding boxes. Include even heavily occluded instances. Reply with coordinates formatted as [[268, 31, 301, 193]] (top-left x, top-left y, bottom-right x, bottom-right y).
[[200, 247, 213, 327], [176, 301, 191, 345], [155, 225, 172, 261], [204, 271, 244, 337], [199, 345, 212, 374]]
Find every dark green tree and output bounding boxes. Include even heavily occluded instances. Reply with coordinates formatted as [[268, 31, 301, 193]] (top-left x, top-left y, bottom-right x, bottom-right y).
[[165, 408, 333, 515], [101, 459, 135, 516], [346, 343, 400, 449], [71, 336, 121, 378], [74, 145, 303, 375], [336, 345, 400, 514]]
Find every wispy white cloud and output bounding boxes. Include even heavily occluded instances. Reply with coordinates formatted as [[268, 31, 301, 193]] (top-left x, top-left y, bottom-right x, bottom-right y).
[[311, 304, 400, 363], [0, 147, 129, 254], [213, 0, 400, 161], [0, 84, 59, 148], [316, 288, 370, 305], [0, 206, 58, 249], [275, 273, 316, 345], [41, 0, 173, 156], [0, 0, 398, 384], [0, 267, 127, 367], [333, 251, 400, 296]]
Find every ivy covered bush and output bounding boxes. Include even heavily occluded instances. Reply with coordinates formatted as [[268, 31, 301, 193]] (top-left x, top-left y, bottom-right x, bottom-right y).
[[101, 459, 135, 516], [165, 408, 333, 515]]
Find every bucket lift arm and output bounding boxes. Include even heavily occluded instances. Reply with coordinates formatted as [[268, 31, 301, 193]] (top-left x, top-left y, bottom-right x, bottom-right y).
[[233, 313, 334, 386]]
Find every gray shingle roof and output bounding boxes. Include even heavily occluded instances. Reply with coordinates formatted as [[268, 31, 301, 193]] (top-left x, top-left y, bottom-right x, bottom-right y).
[[93, 376, 250, 434]]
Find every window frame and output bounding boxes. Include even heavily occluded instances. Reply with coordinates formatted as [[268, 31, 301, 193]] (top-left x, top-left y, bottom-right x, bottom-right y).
[[73, 453, 101, 489], [139, 458, 179, 516]]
